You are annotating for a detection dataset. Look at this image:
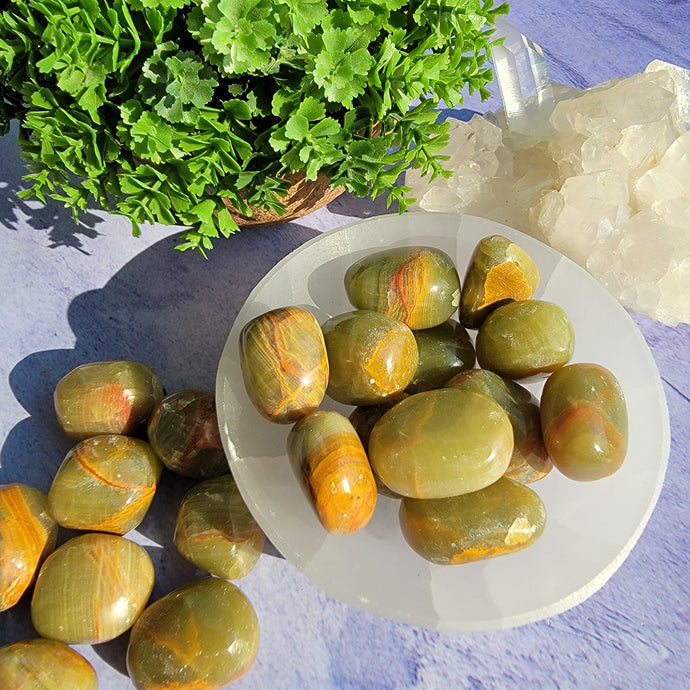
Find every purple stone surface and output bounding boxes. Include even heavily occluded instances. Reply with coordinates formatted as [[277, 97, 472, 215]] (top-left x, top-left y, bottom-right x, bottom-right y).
[[1, 2, 688, 688]]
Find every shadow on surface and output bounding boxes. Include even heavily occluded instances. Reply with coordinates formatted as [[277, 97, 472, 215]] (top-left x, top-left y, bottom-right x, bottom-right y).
[[0, 218, 318, 668], [0, 121, 104, 251]]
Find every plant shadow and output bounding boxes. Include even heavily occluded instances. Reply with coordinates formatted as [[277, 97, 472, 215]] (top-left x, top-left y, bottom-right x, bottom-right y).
[[0, 216, 321, 673], [0, 120, 105, 251]]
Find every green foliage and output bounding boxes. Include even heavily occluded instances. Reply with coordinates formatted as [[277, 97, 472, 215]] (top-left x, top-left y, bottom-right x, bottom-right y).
[[0, 0, 508, 255]]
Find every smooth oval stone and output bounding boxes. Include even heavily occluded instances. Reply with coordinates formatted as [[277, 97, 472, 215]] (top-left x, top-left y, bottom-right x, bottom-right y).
[[475, 300, 575, 380], [459, 234, 540, 329], [31, 532, 155, 644], [406, 319, 476, 394], [54, 360, 164, 440], [445, 369, 552, 483], [0, 638, 98, 690], [147, 390, 228, 478], [344, 246, 462, 329], [540, 363, 628, 480], [174, 475, 265, 579], [48, 434, 163, 534], [0, 484, 58, 612], [127, 577, 259, 690], [322, 310, 418, 405], [399, 476, 546, 565], [240, 306, 328, 424], [287, 410, 377, 534], [368, 388, 513, 498]]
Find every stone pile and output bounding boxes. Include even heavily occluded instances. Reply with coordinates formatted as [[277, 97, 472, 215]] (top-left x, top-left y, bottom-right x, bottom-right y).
[[406, 61, 690, 327]]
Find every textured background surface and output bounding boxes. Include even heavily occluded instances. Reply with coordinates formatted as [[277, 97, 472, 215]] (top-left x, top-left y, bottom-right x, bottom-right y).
[[1, 1, 689, 688]]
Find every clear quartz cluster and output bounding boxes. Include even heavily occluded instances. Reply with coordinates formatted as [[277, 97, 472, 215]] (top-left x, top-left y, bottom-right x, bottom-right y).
[[406, 61, 690, 326]]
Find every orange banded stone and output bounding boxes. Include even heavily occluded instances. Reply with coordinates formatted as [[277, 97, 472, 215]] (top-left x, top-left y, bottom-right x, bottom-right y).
[[344, 246, 462, 329], [240, 306, 328, 424], [287, 410, 377, 535], [459, 235, 540, 329], [540, 363, 628, 481], [48, 434, 163, 534], [0, 484, 58, 612], [31, 532, 154, 644], [54, 360, 163, 440], [0, 638, 97, 690], [399, 477, 546, 565], [127, 578, 259, 690], [322, 310, 418, 406]]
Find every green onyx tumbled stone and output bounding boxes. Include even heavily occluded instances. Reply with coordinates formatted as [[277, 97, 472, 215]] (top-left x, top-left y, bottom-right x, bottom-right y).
[[240, 306, 329, 424], [368, 388, 513, 498], [445, 369, 552, 483], [399, 476, 546, 565], [476, 300, 575, 380], [344, 246, 462, 330], [288, 410, 378, 534], [48, 434, 163, 534], [459, 234, 540, 329], [54, 360, 164, 440], [127, 577, 259, 690], [147, 390, 228, 478], [540, 363, 628, 481], [406, 319, 476, 394], [31, 532, 155, 644], [174, 475, 265, 579], [0, 483, 58, 612], [0, 638, 98, 690], [322, 310, 418, 405]]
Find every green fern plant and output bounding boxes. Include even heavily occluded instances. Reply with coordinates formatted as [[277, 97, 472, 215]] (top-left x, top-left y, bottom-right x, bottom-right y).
[[0, 0, 508, 254]]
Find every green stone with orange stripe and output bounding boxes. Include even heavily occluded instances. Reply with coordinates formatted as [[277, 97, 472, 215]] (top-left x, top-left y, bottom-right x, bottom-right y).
[[240, 306, 329, 424], [344, 245, 462, 330], [0, 483, 58, 612], [47, 434, 163, 534]]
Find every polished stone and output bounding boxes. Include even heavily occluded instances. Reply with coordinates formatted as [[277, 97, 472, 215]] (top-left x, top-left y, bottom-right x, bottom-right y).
[[0, 484, 58, 612], [287, 410, 377, 534], [239, 306, 329, 424], [31, 533, 155, 644], [0, 638, 98, 690], [147, 390, 229, 478], [174, 475, 265, 579], [127, 577, 259, 690], [53, 360, 164, 440], [48, 434, 163, 534], [368, 388, 513, 498]]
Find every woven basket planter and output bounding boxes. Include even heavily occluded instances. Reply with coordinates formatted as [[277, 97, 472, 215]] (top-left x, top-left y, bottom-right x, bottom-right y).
[[222, 172, 344, 227]]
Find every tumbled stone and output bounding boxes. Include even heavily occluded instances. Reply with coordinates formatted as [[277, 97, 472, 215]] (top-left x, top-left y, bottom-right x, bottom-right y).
[[368, 388, 513, 499], [147, 390, 228, 478], [344, 246, 462, 330], [540, 363, 628, 481], [54, 360, 163, 440], [174, 475, 265, 580], [31, 533, 154, 644], [406, 319, 475, 393], [0, 639, 97, 690], [0, 484, 58, 612], [322, 310, 418, 406], [240, 306, 329, 424], [48, 434, 163, 534], [475, 300, 575, 380], [459, 235, 540, 328], [127, 578, 259, 690], [399, 477, 546, 565], [287, 410, 377, 534]]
